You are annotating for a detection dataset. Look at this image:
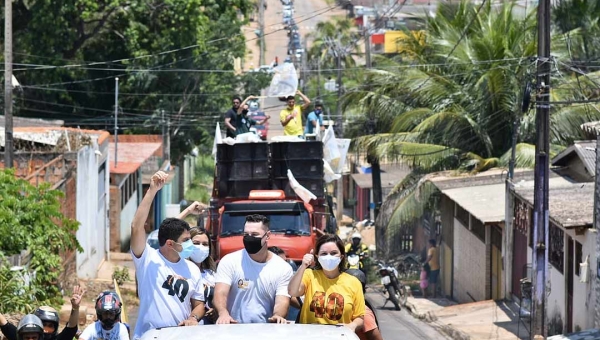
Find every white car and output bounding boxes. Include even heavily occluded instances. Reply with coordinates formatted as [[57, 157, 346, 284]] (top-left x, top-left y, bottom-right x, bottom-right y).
[[255, 65, 274, 73], [140, 324, 359, 340]]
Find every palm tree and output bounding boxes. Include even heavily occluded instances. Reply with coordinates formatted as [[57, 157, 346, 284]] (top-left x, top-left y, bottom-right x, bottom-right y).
[[344, 0, 600, 254]]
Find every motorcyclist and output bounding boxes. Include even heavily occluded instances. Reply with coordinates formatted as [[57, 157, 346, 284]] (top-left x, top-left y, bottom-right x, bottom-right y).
[[78, 291, 129, 340], [16, 315, 44, 340], [1, 286, 83, 340], [345, 232, 369, 270]]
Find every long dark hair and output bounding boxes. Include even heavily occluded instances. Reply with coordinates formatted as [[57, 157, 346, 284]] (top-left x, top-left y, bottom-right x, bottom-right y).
[[314, 234, 347, 272], [190, 227, 216, 272]]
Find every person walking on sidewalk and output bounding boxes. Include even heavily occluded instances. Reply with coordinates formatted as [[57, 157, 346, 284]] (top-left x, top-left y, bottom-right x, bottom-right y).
[[425, 239, 440, 298]]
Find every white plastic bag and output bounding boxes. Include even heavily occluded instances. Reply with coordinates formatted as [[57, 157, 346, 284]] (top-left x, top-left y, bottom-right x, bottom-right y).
[[323, 159, 341, 183], [236, 132, 262, 143], [322, 126, 341, 171], [267, 63, 298, 97], [288, 169, 317, 203]]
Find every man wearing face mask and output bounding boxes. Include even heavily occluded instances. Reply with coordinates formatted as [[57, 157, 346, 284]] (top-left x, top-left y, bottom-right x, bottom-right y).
[[130, 171, 205, 339], [236, 95, 270, 136], [304, 101, 325, 135], [214, 214, 293, 324]]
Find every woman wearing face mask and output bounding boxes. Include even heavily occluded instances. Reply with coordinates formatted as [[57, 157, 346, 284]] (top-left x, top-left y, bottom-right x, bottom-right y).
[[188, 227, 217, 324], [288, 234, 365, 331]]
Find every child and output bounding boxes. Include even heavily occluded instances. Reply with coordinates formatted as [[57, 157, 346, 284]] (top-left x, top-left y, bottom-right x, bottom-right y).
[[420, 264, 429, 298], [79, 291, 129, 340]]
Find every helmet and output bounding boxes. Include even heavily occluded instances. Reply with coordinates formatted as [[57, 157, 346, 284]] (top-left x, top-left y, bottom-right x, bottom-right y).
[[95, 291, 122, 330], [345, 268, 367, 292], [17, 314, 44, 340], [351, 232, 362, 240], [34, 306, 59, 340]]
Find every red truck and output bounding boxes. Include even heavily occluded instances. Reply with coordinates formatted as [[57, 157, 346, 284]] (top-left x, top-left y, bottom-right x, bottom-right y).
[[207, 141, 336, 262]]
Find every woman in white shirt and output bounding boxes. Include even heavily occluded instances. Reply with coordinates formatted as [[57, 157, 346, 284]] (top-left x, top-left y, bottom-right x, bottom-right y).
[[189, 227, 217, 324]]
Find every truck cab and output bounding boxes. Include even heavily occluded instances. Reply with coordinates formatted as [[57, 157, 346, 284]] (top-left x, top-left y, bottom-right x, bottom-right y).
[[215, 190, 316, 261]]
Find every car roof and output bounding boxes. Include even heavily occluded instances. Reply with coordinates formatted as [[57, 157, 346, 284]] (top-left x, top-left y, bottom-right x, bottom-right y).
[[140, 324, 359, 340]]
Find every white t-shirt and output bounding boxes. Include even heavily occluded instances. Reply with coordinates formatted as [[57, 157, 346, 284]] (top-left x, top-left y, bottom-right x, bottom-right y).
[[79, 322, 129, 340], [132, 246, 204, 339], [215, 249, 293, 323]]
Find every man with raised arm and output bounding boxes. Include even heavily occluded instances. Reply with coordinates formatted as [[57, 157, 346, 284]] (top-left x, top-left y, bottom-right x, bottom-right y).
[[130, 171, 205, 339]]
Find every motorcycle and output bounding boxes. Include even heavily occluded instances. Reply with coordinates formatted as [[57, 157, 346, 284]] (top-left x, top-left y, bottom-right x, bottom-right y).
[[377, 261, 407, 310]]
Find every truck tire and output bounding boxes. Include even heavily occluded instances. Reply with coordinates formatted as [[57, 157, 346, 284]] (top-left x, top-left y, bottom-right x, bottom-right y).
[[386, 285, 401, 311]]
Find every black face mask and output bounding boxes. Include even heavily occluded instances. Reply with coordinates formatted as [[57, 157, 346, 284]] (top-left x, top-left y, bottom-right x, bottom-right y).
[[242, 109, 249, 115], [43, 334, 53, 340], [243, 234, 265, 254], [100, 318, 116, 330]]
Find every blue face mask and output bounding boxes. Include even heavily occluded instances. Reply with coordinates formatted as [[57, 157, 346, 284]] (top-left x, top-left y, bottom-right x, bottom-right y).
[[174, 239, 195, 259], [315, 109, 322, 115]]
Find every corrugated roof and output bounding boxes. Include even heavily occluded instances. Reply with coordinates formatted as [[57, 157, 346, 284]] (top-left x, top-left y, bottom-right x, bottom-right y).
[[351, 165, 411, 189], [109, 142, 162, 174], [513, 177, 593, 228], [551, 140, 596, 176], [439, 183, 506, 224], [0, 126, 109, 147], [0, 115, 64, 128]]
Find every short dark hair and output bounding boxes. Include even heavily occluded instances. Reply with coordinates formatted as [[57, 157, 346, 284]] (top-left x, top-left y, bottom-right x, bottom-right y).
[[158, 218, 190, 247], [314, 234, 347, 272], [429, 239, 436, 247], [232, 96, 242, 103], [268, 246, 285, 256], [245, 214, 270, 229], [286, 95, 295, 101]]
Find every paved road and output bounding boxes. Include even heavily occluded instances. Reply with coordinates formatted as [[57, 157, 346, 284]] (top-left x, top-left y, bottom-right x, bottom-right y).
[[262, 0, 344, 139], [366, 291, 449, 340]]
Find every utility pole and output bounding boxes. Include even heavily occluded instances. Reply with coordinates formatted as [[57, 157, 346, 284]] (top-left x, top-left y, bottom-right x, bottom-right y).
[[531, 0, 551, 336], [114, 77, 119, 167], [364, 23, 382, 221], [4, 0, 14, 168], [316, 58, 322, 100], [336, 52, 343, 137], [162, 109, 171, 163], [258, 0, 265, 66], [594, 133, 600, 328]]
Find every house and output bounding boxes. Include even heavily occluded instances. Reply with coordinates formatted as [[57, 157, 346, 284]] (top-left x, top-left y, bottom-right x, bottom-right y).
[[108, 135, 165, 252], [0, 125, 110, 279], [426, 169, 536, 302], [508, 177, 596, 334], [551, 140, 595, 182]]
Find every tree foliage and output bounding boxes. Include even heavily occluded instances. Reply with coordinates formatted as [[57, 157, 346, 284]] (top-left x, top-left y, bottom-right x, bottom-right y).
[[0, 170, 81, 313]]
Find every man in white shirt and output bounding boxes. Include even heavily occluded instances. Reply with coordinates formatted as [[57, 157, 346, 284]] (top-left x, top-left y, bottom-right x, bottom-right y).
[[214, 214, 293, 324], [130, 171, 205, 339]]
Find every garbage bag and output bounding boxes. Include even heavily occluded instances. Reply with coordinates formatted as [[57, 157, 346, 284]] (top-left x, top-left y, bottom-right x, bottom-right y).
[[267, 63, 298, 97]]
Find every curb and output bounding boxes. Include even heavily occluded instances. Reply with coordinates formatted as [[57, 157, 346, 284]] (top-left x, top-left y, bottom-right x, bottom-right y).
[[404, 301, 471, 340]]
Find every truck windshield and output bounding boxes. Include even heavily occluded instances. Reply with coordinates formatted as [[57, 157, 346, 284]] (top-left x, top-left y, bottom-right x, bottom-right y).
[[221, 211, 311, 236]]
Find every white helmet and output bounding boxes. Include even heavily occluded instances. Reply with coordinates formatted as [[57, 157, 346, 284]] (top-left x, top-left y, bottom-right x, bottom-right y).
[[351, 232, 362, 240]]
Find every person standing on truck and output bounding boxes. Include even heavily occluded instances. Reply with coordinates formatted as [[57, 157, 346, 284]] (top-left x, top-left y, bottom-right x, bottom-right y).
[[214, 214, 293, 324], [224, 96, 242, 138], [130, 171, 205, 339], [236, 95, 270, 136], [280, 90, 311, 136], [288, 234, 365, 332], [0, 286, 83, 340], [304, 100, 325, 135]]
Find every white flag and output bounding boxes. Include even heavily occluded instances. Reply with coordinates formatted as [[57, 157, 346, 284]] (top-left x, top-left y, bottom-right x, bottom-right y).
[[212, 122, 222, 161], [267, 62, 298, 97]]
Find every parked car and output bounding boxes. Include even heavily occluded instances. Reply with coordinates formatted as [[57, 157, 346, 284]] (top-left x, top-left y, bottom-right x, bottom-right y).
[[255, 65, 274, 73], [249, 111, 269, 140]]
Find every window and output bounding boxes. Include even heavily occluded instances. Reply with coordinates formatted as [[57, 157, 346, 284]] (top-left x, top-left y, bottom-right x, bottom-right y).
[[471, 216, 486, 242], [549, 223, 564, 273], [575, 241, 583, 276], [455, 204, 469, 227]]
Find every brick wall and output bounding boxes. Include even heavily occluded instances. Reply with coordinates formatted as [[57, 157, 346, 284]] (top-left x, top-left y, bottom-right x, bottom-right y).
[[109, 186, 122, 252]]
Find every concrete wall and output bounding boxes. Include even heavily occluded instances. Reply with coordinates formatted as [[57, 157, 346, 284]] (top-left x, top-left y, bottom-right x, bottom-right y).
[[548, 265, 566, 335], [453, 218, 487, 302], [119, 191, 138, 252], [568, 229, 595, 331]]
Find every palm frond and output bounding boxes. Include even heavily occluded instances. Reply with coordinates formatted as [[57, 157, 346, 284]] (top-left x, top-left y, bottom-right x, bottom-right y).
[[499, 143, 536, 168]]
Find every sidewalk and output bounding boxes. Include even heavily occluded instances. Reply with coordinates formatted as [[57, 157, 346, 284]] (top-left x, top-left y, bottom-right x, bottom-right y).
[[405, 296, 529, 340]]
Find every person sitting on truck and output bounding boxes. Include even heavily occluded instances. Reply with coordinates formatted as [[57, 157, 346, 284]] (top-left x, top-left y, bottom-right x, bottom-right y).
[[188, 227, 217, 324], [130, 171, 205, 339], [224, 96, 242, 138], [280, 90, 311, 136], [214, 214, 293, 324], [236, 95, 270, 136], [288, 234, 365, 332], [304, 100, 325, 135], [1, 286, 83, 340]]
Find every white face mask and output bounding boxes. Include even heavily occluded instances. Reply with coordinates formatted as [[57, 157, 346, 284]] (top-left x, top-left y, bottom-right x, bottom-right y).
[[189, 245, 210, 263], [318, 255, 341, 271]]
